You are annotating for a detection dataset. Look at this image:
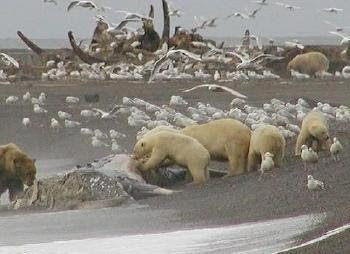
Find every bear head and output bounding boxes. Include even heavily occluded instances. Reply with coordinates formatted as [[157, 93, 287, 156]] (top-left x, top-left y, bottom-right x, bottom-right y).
[[133, 139, 151, 160], [309, 124, 331, 149], [13, 153, 37, 186]]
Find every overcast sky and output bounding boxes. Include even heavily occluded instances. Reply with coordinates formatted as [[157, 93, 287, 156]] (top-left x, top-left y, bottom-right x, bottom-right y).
[[1, 0, 350, 40]]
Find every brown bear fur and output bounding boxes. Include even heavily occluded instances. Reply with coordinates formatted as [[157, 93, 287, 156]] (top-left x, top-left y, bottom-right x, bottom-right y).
[[133, 131, 210, 184], [295, 111, 331, 156], [247, 125, 286, 172], [287, 51, 329, 77], [0, 143, 37, 201], [181, 119, 251, 177]]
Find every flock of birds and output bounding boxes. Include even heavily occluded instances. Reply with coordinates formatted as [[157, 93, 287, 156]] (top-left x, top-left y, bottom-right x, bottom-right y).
[[5, 85, 347, 198]]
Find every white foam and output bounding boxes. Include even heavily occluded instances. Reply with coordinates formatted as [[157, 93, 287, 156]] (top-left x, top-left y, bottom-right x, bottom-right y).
[[274, 222, 350, 253], [0, 214, 322, 254]]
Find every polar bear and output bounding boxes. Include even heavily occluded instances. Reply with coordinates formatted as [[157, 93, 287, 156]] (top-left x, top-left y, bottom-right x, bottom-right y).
[[247, 125, 286, 172], [181, 119, 251, 177], [133, 131, 210, 184], [295, 111, 331, 156]]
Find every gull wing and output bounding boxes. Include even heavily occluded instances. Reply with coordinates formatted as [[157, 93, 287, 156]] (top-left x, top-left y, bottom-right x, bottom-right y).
[[67, 1, 79, 11], [0, 53, 19, 68], [182, 84, 248, 99]]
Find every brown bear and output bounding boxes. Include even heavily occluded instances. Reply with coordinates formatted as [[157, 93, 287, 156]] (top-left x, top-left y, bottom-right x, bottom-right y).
[[181, 119, 251, 177], [287, 52, 329, 77], [295, 111, 331, 156], [0, 143, 37, 201], [133, 131, 210, 184], [247, 124, 286, 172]]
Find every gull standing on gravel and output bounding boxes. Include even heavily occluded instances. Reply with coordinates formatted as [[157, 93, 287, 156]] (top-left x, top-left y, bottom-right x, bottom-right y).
[[91, 136, 109, 148], [301, 145, 318, 171], [58, 111, 72, 120], [169, 96, 188, 106], [23, 92, 31, 102], [39, 92, 46, 104], [50, 118, 61, 130], [307, 175, 325, 199], [66, 96, 80, 104], [5, 96, 19, 104], [111, 139, 124, 153], [94, 129, 108, 140], [182, 84, 248, 99], [80, 109, 98, 118], [109, 129, 126, 139], [65, 119, 81, 128], [330, 137, 343, 162], [80, 128, 94, 136], [22, 118, 31, 127], [260, 152, 274, 176], [33, 104, 47, 114]]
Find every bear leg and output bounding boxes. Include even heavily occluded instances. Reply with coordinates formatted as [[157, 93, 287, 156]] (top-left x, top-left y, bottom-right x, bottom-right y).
[[225, 143, 246, 176], [295, 130, 307, 156], [187, 165, 208, 184], [7, 178, 24, 202]]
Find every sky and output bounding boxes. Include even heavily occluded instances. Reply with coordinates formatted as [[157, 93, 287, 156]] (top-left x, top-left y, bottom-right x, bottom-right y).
[[1, 0, 350, 40]]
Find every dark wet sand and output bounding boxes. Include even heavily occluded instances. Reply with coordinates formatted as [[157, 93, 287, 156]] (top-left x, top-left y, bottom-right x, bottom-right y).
[[0, 79, 349, 252]]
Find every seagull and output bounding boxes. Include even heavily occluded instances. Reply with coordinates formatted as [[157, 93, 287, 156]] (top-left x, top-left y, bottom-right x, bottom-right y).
[[307, 175, 325, 199], [50, 118, 61, 130], [80, 109, 98, 118], [247, 8, 261, 18], [110, 129, 127, 139], [285, 40, 304, 49], [23, 92, 31, 102], [66, 96, 79, 104], [106, 19, 140, 35], [226, 11, 249, 19], [39, 92, 46, 104], [330, 137, 343, 162], [324, 21, 350, 33], [65, 119, 81, 128], [182, 84, 248, 99], [301, 145, 318, 171], [114, 10, 152, 21], [206, 17, 218, 27], [44, 0, 57, 5], [255, 0, 268, 6], [92, 105, 121, 119], [329, 31, 350, 45], [0, 53, 19, 68], [260, 152, 274, 176], [168, 1, 182, 17], [58, 111, 72, 120], [322, 8, 343, 14], [22, 118, 31, 127], [226, 51, 283, 70], [276, 2, 300, 11], [91, 136, 109, 148], [94, 129, 108, 140], [111, 139, 124, 153], [80, 128, 94, 136], [5, 96, 19, 104], [148, 49, 202, 83], [67, 1, 97, 11], [33, 104, 47, 114]]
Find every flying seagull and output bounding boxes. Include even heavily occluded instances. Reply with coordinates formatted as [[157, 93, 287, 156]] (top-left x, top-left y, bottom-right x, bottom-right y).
[[44, 0, 57, 5], [182, 84, 248, 99], [226, 51, 283, 70], [148, 49, 202, 83], [275, 2, 300, 11], [255, 0, 268, 6], [67, 1, 97, 11], [329, 31, 350, 45], [92, 105, 122, 119], [322, 8, 343, 14]]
